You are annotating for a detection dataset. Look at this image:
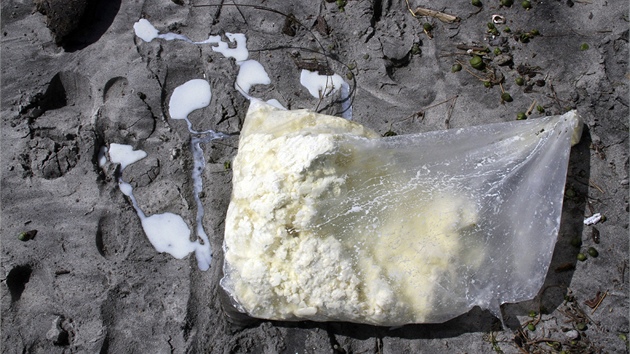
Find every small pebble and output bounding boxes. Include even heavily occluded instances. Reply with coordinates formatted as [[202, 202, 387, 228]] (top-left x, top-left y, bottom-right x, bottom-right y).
[[565, 329, 579, 340], [493, 54, 513, 66]]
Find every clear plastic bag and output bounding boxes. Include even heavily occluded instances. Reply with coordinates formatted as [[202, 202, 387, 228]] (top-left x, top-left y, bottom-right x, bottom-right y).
[[221, 100, 583, 326]]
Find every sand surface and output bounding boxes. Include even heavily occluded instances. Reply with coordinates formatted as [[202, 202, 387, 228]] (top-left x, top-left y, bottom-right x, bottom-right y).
[[1, 0, 628, 353]]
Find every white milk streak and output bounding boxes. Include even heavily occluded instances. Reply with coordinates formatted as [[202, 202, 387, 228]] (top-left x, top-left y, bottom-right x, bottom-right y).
[[167, 79, 234, 271], [235, 60, 271, 99], [107, 144, 201, 263], [133, 19, 249, 61], [98, 146, 108, 167], [132, 19, 274, 270], [168, 79, 212, 120], [108, 143, 147, 170]]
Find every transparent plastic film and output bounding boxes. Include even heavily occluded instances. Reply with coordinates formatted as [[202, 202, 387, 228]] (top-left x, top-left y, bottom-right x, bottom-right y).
[[222, 100, 583, 326]]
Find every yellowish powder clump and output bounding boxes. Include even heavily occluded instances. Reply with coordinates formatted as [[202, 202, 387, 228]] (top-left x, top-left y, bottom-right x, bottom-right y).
[[222, 101, 479, 325]]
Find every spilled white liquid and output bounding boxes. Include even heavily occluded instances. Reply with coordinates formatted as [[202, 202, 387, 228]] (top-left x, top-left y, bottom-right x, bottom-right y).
[[134, 18, 347, 113], [97, 146, 108, 167], [169, 79, 212, 121], [236, 60, 271, 99], [106, 144, 204, 264], [134, 19, 248, 61], [299, 69, 345, 98], [167, 79, 231, 270], [108, 143, 147, 169], [299, 69, 352, 120], [118, 19, 354, 270]]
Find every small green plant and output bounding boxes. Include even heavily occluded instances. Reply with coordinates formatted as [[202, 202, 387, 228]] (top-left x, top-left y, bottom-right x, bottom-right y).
[[520, 33, 531, 43], [383, 130, 397, 137], [470, 55, 485, 70], [411, 43, 421, 55], [570, 237, 582, 248], [17, 230, 37, 241], [336, 0, 347, 11]]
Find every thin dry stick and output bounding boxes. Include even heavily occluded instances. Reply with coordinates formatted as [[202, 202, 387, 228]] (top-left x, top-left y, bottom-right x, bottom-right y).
[[404, 0, 416, 17], [548, 82, 564, 109], [456, 59, 487, 81], [525, 338, 564, 346], [589, 180, 605, 193], [231, 0, 248, 24], [445, 95, 458, 129], [413, 7, 460, 23], [526, 100, 537, 116], [591, 290, 608, 314], [423, 95, 459, 111], [456, 44, 488, 52]]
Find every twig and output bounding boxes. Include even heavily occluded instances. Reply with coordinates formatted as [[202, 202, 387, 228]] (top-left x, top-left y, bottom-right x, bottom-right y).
[[412, 7, 460, 23], [404, 0, 416, 17], [445, 95, 457, 129], [456, 44, 488, 52], [589, 179, 605, 193], [392, 96, 458, 128], [231, 0, 248, 24], [548, 82, 564, 109], [209, 0, 225, 24], [422, 95, 459, 111], [526, 337, 561, 345], [526, 100, 537, 116], [466, 7, 483, 19], [456, 60, 487, 81], [591, 290, 608, 314]]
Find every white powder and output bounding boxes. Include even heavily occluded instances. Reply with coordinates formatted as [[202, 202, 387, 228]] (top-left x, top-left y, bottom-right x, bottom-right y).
[[222, 102, 479, 325]]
